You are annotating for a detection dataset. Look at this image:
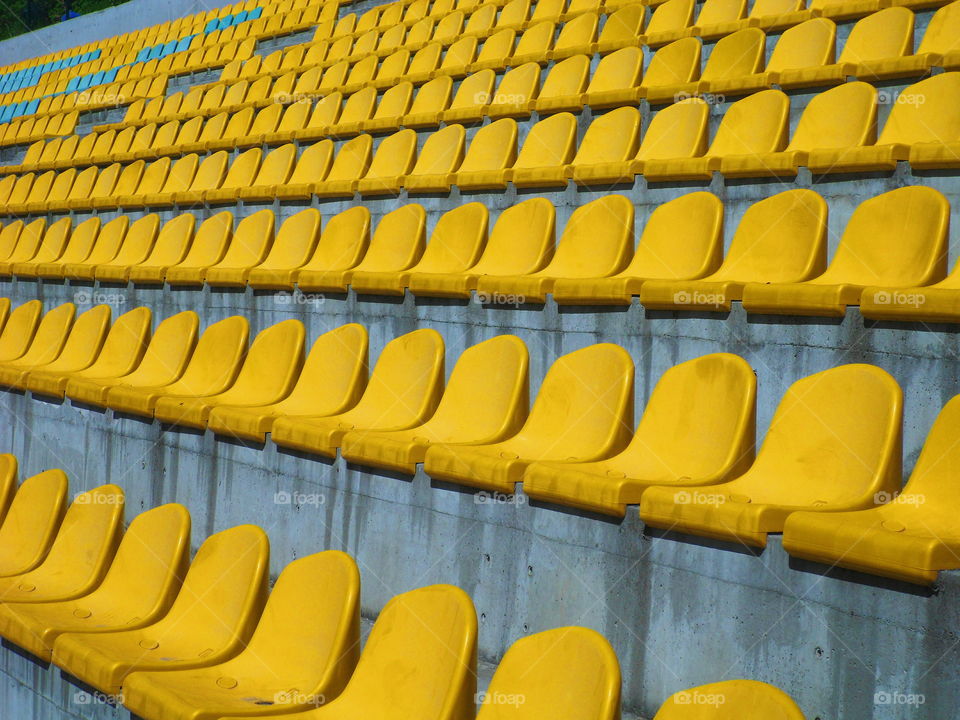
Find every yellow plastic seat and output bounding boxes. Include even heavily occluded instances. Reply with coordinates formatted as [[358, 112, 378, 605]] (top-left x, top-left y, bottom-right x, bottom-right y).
[[652, 680, 804, 719], [0, 300, 43, 363], [743, 186, 948, 317], [529, 55, 590, 114], [165, 150, 230, 206], [62, 216, 130, 281], [161, 212, 235, 286], [581, 46, 644, 109], [0, 305, 109, 390], [356, 83, 414, 133], [865, 0, 960, 78], [897, 73, 960, 169], [552, 191, 722, 304], [356, 129, 419, 195], [243, 208, 324, 289], [693, 0, 747, 39], [271, 328, 445, 457], [300, 205, 426, 293], [643, 89, 789, 181], [323, 87, 377, 139], [434, 69, 496, 126], [408, 198, 554, 298], [516, 107, 639, 188], [94, 214, 162, 283], [784, 393, 960, 585], [351, 203, 488, 296], [0, 484, 123, 604], [106, 316, 248, 418], [202, 148, 264, 204], [573, 98, 708, 184], [778, 7, 914, 87], [496, 111, 576, 187], [640, 0, 696, 46], [209, 324, 368, 442], [424, 343, 633, 493], [0, 302, 75, 382], [523, 353, 754, 516], [720, 81, 876, 178], [154, 319, 305, 430], [476, 195, 632, 303], [22, 167, 76, 215], [10, 216, 72, 277], [0, 216, 52, 276], [32, 217, 99, 279], [0, 469, 68, 578], [640, 189, 827, 311], [314, 134, 374, 198], [51, 524, 268, 694], [761, 18, 837, 89], [27, 307, 151, 399], [135, 154, 200, 208], [640, 364, 902, 547], [640, 37, 702, 103], [466, 29, 516, 74], [477, 627, 620, 720], [66, 311, 197, 409], [433, 37, 479, 79], [236, 143, 303, 200], [216, 584, 477, 720], [511, 20, 557, 65], [549, 12, 599, 59], [595, 5, 647, 53], [127, 214, 197, 285], [121, 550, 360, 720], [341, 336, 529, 474], [205, 209, 276, 286], [269, 141, 335, 202], [449, 119, 518, 190], [483, 63, 544, 120], [403, 125, 467, 193]]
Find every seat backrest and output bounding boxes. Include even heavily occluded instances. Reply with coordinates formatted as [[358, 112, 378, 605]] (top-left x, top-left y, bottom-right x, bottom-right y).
[[459, 118, 518, 173], [305, 205, 370, 271], [254, 144, 296, 187], [0, 221, 24, 261], [261, 208, 322, 269], [636, 98, 709, 161], [108, 213, 161, 266], [515, 112, 577, 169], [439, 37, 477, 74], [409, 75, 453, 116], [701, 27, 765, 81], [477, 627, 620, 720], [538, 54, 589, 102], [174, 315, 249, 392], [289, 140, 334, 185], [492, 63, 540, 108], [373, 82, 413, 120], [0, 299, 43, 360], [411, 202, 488, 273], [814, 186, 948, 287], [645, 0, 695, 34], [326, 134, 373, 183], [328, 585, 476, 720], [696, 0, 746, 26], [541, 195, 632, 277], [745, 365, 902, 506], [520, 343, 634, 453], [82, 306, 152, 378], [56, 217, 101, 264], [83, 215, 130, 265], [586, 46, 643, 95], [710, 189, 827, 283], [354, 204, 427, 272], [118, 311, 198, 386], [653, 680, 805, 720], [627, 191, 723, 279], [838, 7, 914, 65], [574, 106, 640, 165], [641, 37, 701, 89], [477, 29, 516, 64], [409, 42, 443, 77], [514, 20, 556, 56], [218, 148, 260, 190], [18, 302, 75, 365], [749, 0, 803, 19], [366, 129, 417, 179], [228, 319, 305, 400], [555, 12, 598, 53], [470, 198, 555, 277], [43, 304, 110, 367], [787, 81, 876, 152], [917, 0, 960, 55], [283, 324, 369, 414], [498, 0, 530, 27], [410, 124, 465, 177], [705, 89, 789, 158], [877, 72, 960, 146], [30, 215, 72, 263], [216, 208, 274, 268], [159, 154, 200, 194], [767, 18, 835, 73], [451, 70, 495, 111], [597, 5, 646, 46], [142, 213, 196, 267], [0, 469, 68, 574]]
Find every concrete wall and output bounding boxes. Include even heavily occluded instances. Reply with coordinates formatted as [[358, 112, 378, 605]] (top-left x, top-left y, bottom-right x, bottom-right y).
[[0, 0, 235, 67]]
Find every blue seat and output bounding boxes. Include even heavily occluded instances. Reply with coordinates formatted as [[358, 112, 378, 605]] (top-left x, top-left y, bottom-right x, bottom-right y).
[[24, 99, 40, 115], [92, 48, 102, 59], [248, 6, 263, 19], [65, 76, 80, 92], [203, 18, 219, 32], [216, 15, 233, 30], [76, 75, 93, 91], [234, 10, 249, 23], [102, 67, 119, 83], [147, 44, 163, 60], [0, 106, 13, 124], [160, 40, 177, 57], [135, 47, 151, 63]]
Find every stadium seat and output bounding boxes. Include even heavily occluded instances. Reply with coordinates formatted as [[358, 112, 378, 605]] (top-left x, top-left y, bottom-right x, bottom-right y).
[[581, 46, 644, 109], [94, 214, 161, 282], [0, 484, 122, 604], [208, 324, 368, 442], [476, 195, 631, 303], [0, 469, 68, 578], [357, 83, 414, 132], [449, 119, 519, 190], [106, 315, 248, 417], [719, 81, 877, 177], [27, 307, 151, 399], [865, 0, 960, 78], [784, 393, 960, 585], [121, 550, 361, 720], [686, 27, 767, 98], [693, 0, 748, 39], [0, 302, 75, 378], [62, 216, 130, 281], [652, 680, 804, 719], [523, 353, 755, 516], [214, 584, 476, 720], [641, 0, 696, 47], [742, 186, 948, 316], [271, 328, 444, 457], [9, 216, 72, 277], [153, 319, 305, 430], [644, 89, 789, 181], [313, 134, 374, 198], [528, 55, 589, 114], [0, 299, 43, 362], [66, 311, 197, 408], [0, 304, 108, 389], [595, 5, 647, 53], [408, 198, 554, 298], [0, 215, 51, 276], [403, 124, 467, 191], [51, 523, 267, 694], [204, 209, 275, 286], [341, 335, 529, 473], [424, 343, 634, 493], [298, 204, 426, 293], [552, 192, 723, 304], [640, 189, 827, 311], [639, 364, 902, 547], [356, 129, 418, 195], [352, 203, 487, 295]]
